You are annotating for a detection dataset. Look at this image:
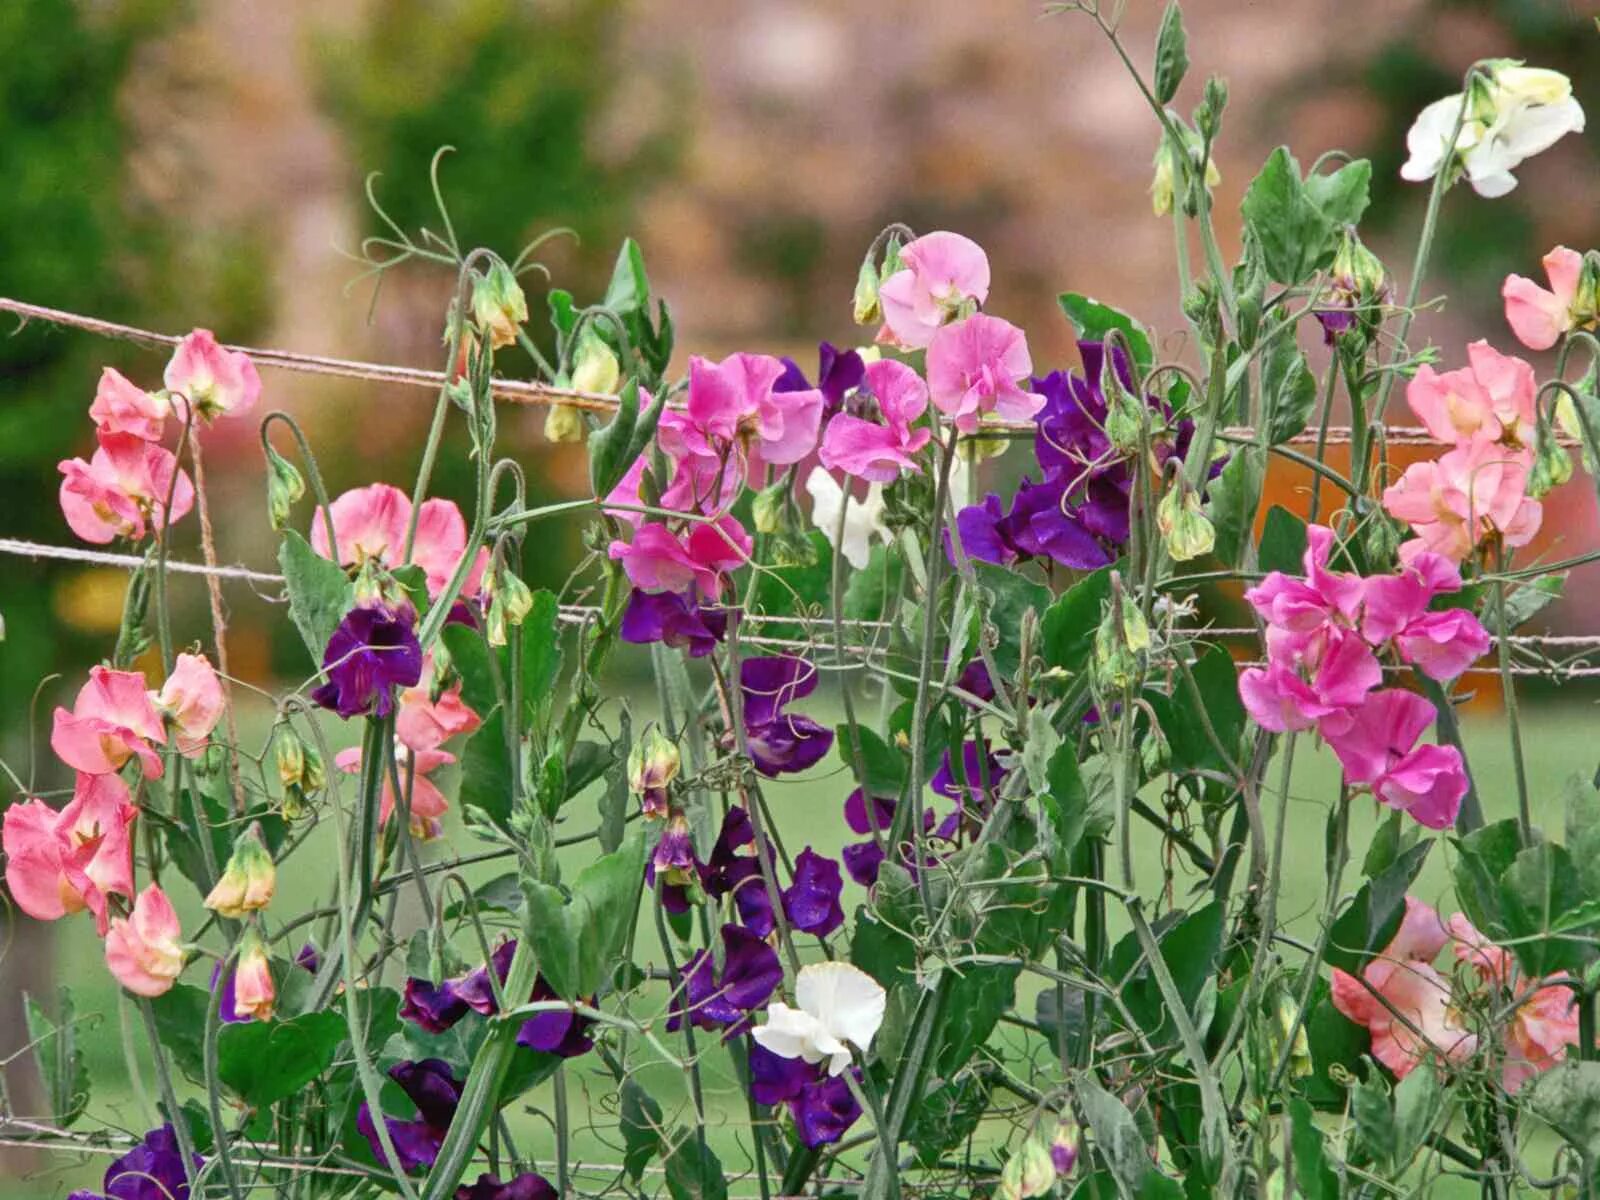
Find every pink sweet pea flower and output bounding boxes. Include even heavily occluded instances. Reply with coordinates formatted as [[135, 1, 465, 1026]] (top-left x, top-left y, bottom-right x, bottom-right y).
[[163, 329, 262, 420], [609, 515, 752, 599], [1503, 246, 1584, 351], [1322, 688, 1466, 829], [1405, 342, 1536, 448], [232, 934, 277, 1023], [311, 484, 488, 598], [104, 883, 185, 998], [51, 666, 167, 779], [1362, 549, 1490, 681], [58, 432, 195, 545], [877, 231, 991, 350], [1237, 663, 1341, 733], [684, 353, 824, 467], [89, 367, 170, 441], [396, 658, 481, 754], [152, 653, 226, 757], [2, 773, 137, 934], [1331, 897, 1477, 1080], [818, 359, 933, 483], [926, 314, 1045, 433], [1382, 439, 1541, 561], [1244, 524, 1364, 633], [335, 744, 454, 840]]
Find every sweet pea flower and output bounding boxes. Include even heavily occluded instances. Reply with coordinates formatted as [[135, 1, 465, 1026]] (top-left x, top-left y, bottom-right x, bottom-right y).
[[335, 742, 453, 840], [608, 514, 752, 598], [67, 1124, 203, 1200], [3, 773, 136, 933], [310, 484, 487, 599], [229, 931, 276, 1022], [619, 588, 729, 658], [749, 1044, 863, 1147], [1382, 439, 1541, 561], [1405, 341, 1537, 447], [684, 352, 824, 466], [358, 1058, 462, 1173], [876, 231, 991, 350], [89, 367, 170, 441], [152, 653, 225, 757], [1503, 246, 1593, 351], [805, 467, 890, 570], [104, 884, 184, 998], [926, 314, 1046, 433], [455, 1173, 557, 1200], [783, 848, 845, 936], [741, 655, 834, 777], [395, 657, 481, 753], [59, 432, 194, 545], [818, 358, 932, 482], [1331, 898, 1476, 1079], [648, 813, 704, 912], [1245, 525, 1365, 633], [669, 923, 783, 1035], [163, 329, 261, 420], [752, 960, 886, 1076], [776, 341, 866, 419], [51, 666, 167, 778], [1362, 549, 1490, 680], [1322, 688, 1467, 829], [310, 602, 424, 720]]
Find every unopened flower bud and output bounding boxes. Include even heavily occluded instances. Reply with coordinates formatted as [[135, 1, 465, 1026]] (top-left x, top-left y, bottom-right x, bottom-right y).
[[651, 813, 703, 904], [752, 479, 791, 535], [571, 328, 621, 396], [1093, 585, 1150, 693], [1103, 372, 1148, 456], [998, 1137, 1057, 1200], [1157, 480, 1215, 562], [1151, 120, 1220, 218], [275, 726, 323, 819], [629, 725, 681, 819], [1049, 1119, 1079, 1176], [1528, 424, 1573, 498], [471, 261, 528, 351], [544, 403, 587, 444], [232, 929, 276, 1022], [264, 444, 305, 532], [1276, 993, 1312, 1080], [852, 251, 881, 325], [203, 823, 276, 918], [485, 564, 535, 648]]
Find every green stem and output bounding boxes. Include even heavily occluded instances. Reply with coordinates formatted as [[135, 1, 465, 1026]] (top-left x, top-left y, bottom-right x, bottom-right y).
[[137, 997, 202, 1199], [1493, 546, 1532, 842]]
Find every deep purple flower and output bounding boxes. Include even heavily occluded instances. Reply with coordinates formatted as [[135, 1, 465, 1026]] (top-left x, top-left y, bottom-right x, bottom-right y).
[[840, 789, 937, 886], [741, 655, 834, 777], [620, 588, 729, 658], [295, 942, 322, 974], [647, 814, 704, 912], [670, 923, 782, 1034], [776, 341, 865, 419], [400, 977, 471, 1033], [841, 840, 886, 887], [68, 1124, 202, 1200], [956, 659, 995, 703], [400, 941, 588, 1058], [783, 848, 844, 936], [357, 1058, 462, 1172], [209, 962, 250, 1025], [705, 806, 771, 928], [517, 976, 595, 1058], [931, 740, 1008, 807], [746, 1044, 863, 1148], [748, 1040, 816, 1105], [310, 602, 423, 719], [455, 1174, 558, 1200]]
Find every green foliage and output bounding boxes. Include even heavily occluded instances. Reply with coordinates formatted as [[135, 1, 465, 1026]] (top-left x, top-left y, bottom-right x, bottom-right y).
[[520, 828, 646, 999], [24, 988, 89, 1127], [1058, 293, 1155, 371], [278, 530, 355, 660], [1240, 147, 1371, 285]]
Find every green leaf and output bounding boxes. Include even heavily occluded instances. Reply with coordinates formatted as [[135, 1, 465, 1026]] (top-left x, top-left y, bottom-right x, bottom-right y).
[[25, 989, 88, 1127], [458, 709, 512, 830], [1289, 1098, 1339, 1200], [1148, 647, 1245, 776], [1566, 775, 1600, 901], [1151, 1, 1188, 104], [1526, 1061, 1600, 1161], [841, 539, 900, 622], [520, 828, 646, 999], [1041, 566, 1114, 675], [443, 872, 523, 919], [218, 1011, 349, 1109], [1077, 1073, 1153, 1194], [1262, 339, 1317, 446], [278, 529, 353, 659], [972, 562, 1051, 677], [1450, 818, 1525, 936], [1204, 444, 1265, 565], [1351, 1071, 1396, 1166], [598, 714, 631, 855], [1326, 840, 1432, 973], [587, 375, 639, 499], [835, 723, 905, 798], [934, 963, 1019, 1076], [850, 906, 917, 992], [663, 1131, 728, 1200], [620, 1079, 664, 1182], [519, 589, 562, 726], [1241, 150, 1370, 286], [146, 984, 211, 1081], [1107, 904, 1224, 1047], [1499, 841, 1594, 976], [1303, 158, 1373, 229], [1258, 505, 1308, 575], [908, 1073, 992, 1168], [1058, 294, 1154, 371], [440, 622, 499, 716], [1392, 1058, 1444, 1168], [1040, 738, 1088, 872], [1498, 572, 1566, 632]]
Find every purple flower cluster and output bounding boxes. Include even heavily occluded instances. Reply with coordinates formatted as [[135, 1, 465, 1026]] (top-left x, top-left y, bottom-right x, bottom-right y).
[[311, 602, 424, 719], [357, 1058, 462, 1172], [669, 923, 782, 1035], [399, 940, 594, 1058], [741, 655, 833, 777], [776, 341, 865, 420], [68, 1125, 202, 1200], [620, 589, 729, 658], [749, 1044, 862, 1148]]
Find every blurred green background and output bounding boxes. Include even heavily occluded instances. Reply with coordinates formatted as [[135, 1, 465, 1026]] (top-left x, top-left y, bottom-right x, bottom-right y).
[[0, 0, 1597, 1193]]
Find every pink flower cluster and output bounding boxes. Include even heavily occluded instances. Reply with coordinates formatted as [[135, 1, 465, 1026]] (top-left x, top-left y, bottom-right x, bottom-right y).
[[1238, 526, 1485, 829], [4, 654, 225, 995], [1332, 896, 1578, 1092], [310, 482, 487, 599], [58, 330, 259, 545], [1382, 341, 1543, 561]]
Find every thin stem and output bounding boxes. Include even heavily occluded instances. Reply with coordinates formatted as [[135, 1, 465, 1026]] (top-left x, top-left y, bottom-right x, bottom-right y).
[[137, 998, 202, 1200], [1493, 544, 1532, 842]]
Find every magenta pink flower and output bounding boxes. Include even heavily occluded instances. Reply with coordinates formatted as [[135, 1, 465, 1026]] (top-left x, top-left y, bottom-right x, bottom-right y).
[[89, 367, 170, 441], [2, 772, 137, 934], [877, 232, 991, 350], [1406, 341, 1537, 448], [1382, 439, 1541, 562], [926, 314, 1045, 433], [1362, 549, 1489, 681], [609, 515, 751, 599], [1322, 688, 1467, 829], [1237, 662, 1345, 734], [818, 359, 932, 483], [310, 483, 487, 598], [1503, 246, 1585, 351], [58, 431, 194, 545], [1244, 525, 1364, 633], [684, 353, 824, 467], [104, 883, 184, 997], [153, 652, 226, 757], [51, 666, 167, 779], [1241, 625, 1381, 734], [163, 328, 261, 420]]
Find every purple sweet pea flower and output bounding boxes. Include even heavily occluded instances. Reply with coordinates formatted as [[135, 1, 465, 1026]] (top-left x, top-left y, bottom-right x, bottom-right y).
[[930, 740, 1008, 806], [647, 814, 705, 912], [357, 1058, 462, 1172], [670, 923, 782, 1034], [620, 588, 729, 658], [841, 788, 940, 886], [783, 848, 844, 936], [455, 1174, 558, 1200], [705, 806, 772, 929], [310, 602, 423, 719], [294, 942, 322, 974], [748, 1040, 816, 1105], [68, 1124, 202, 1200], [745, 1044, 863, 1148], [777, 341, 865, 418], [517, 976, 595, 1058], [401, 940, 589, 1058], [741, 655, 834, 777]]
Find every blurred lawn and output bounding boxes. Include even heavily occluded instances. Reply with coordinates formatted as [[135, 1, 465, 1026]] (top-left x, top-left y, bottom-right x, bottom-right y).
[[21, 697, 1597, 1198]]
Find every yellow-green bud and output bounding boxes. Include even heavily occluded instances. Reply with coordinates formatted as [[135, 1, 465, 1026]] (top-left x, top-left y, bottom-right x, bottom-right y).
[[752, 479, 790, 535], [1151, 122, 1220, 218], [544, 403, 587, 444], [274, 724, 324, 820], [1157, 481, 1215, 562], [1277, 993, 1313, 1080], [485, 564, 535, 648], [852, 251, 881, 325], [629, 725, 680, 820], [1529, 422, 1574, 498], [203, 823, 276, 918], [471, 261, 528, 351], [998, 1137, 1057, 1200], [264, 444, 305, 532], [571, 329, 621, 396], [1093, 584, 1150, 693]]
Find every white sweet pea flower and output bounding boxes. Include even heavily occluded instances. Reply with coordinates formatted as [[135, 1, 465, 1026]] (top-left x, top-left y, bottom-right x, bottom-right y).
[[752, 961, 886, 1076], [1401, 63, 1585, 198], [805, 466, 891, 569]]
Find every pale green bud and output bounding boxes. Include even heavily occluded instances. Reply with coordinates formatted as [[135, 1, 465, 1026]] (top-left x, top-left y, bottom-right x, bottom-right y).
[[264, 444, 305, 532], [485, 564, 535, 648], [571, 329, 621, 396], [544, 403, 587, 444], [203, 823, 276, 918], [998, 1137, 1057, 1200], [852, 251, 881, 325], [1157, 481, 1215, 562], [471, 261, 528, 350]]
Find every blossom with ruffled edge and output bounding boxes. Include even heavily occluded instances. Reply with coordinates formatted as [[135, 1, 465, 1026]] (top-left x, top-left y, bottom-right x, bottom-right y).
[[619, 588, 728, 658], [401, 940, 595, 1058], [753, 961, 886, 1076], [876, 231, 991, 350], [59, 432, 194, 546], [104, 884, 184, 998], [311, 483, 488, 600], [926, 314, 1045, 434], [310, 603, 424, 720], [1322, 689, 1468, 830], [1504, 246, 1596, 351], [741, 655, 834, 777], [66, 1123, 202, 1200], [748, 1043, 864, 1147], [357, 1058, 462, 1172], [805, 467, 891, 571], [669, 923, 782, 1035], [454, 1173, 557, 1200], [164, 328, 261, 420], [51, 666, 167, 779], [818, 358, 932, 483], [776, 341, 865, 421], [3, 772, 137, 934], [89, 367, 169, 442]]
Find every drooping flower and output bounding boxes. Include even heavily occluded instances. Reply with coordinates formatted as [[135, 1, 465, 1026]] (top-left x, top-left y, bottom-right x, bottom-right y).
[[104, 884, 184, 998], [782, 848, 845, 936], [3, 773, 136, 933], [202, 823, 276, 918], [1361, 549, 1490, 681], [310, 483, 487, 599], [1405, 341, 1537, 448], [628, 724, 681, 820], [876, 231, 991, 350], [59, 432, 194, 545], [229, 931, 276, 1022], [670, 923, 783, 1034], [357, 1058, 462, 1172], [619, 588, 729, 657], [752, 960, 887, 1076], [164, 329, 261, 420], [51, 666, 167, 778], [395, 659, 481, 754], [67, 1123, 202, 1200], [334, 742, 453, 840], [1150, 125, 1220, 217], [89, 368, 170, 441], [805, 467, 891, 570], [310, 602, 424, 720], [740, 655, 834, 777], [926, 314, 1045, 433], [1322, 688, 1468, 830], [454, 1173, 557, 1200], [1382, 438, 1541, 561], [748, 1043, 864, 1148], [1447, 913, 1579, 1091], [648, 812, 704, 912], [818, 358, 932, 483], [152, 652, 225, 758], [1503, 246, 1596, 351]]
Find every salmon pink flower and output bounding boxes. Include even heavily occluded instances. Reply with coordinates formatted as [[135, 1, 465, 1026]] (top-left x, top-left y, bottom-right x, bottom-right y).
[[104, 883, 185, 998], [395, 657, 480, 753], [3, 773, 136, 933], [818, 358, 932, 482], [311, 484, 487, 599], [230, 932, 276, 1022], [59, 432, 194, 545], [335, 742, 453, 840], [89, 367, 170, 441], [1382, 439, 1541, 561], [1446, 914, 1579, 1091], [1405, 341, 1537, 447], [926, 314, 1046, 433], [1322, 688, 1467, 829], [152, 652, 225, 757], [1504, 246, 1592, 351], [51, 666, 166, 778], [877, 231, 991, 350], [163, 329, 261, 420]]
